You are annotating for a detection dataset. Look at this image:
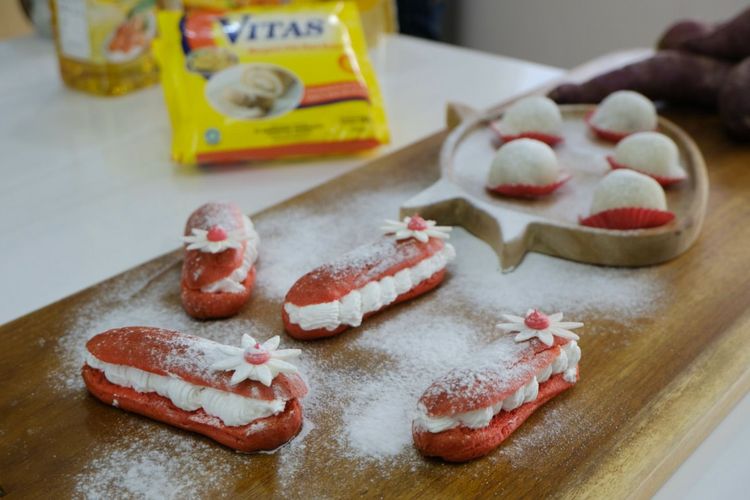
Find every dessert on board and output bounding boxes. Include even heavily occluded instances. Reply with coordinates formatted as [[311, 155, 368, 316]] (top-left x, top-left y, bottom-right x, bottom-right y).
[[580, 170, 675, 229], [607, 131, 687, 186], [283, 216, 455, 340], [82, 328, 307, 452], [490, 96, 564, 146], [486, 138, 569, 197], [586, 90, 658, 142], [181, 202, 260, 319], [413, 310, 582, 462]]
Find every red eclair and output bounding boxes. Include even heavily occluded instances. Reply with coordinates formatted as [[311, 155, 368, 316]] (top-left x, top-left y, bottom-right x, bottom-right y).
[[413, 310, 582, 462], [181, 202, 260, 319], [82, 327, 307, 453], [282, 216, 455, 340]]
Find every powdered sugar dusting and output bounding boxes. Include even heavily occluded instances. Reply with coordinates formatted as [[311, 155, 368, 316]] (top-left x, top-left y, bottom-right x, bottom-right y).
[[74, 429, 234, 499], [419, 352, 533, 411], [320, 238, 432, 282], [185, 201, 243, 234], [54, 169, 664, 496], [294, 238, 419, 291], [340, 313, 481, 460]]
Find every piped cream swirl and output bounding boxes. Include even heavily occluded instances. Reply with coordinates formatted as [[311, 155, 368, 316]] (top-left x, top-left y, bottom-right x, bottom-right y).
[[85, 352, 285, 427]]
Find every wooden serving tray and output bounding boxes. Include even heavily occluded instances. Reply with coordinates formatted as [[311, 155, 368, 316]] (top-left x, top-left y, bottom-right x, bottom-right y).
[[401, 104, 708, 271], [2, 51, 750, 499]]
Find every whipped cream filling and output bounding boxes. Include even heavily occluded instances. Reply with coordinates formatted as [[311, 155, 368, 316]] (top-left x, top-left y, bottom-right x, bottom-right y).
[[86, 352, 286, 427], [284, 244, 456, 331], [414, 341, 581, 434], [201, 216, 260, 294]]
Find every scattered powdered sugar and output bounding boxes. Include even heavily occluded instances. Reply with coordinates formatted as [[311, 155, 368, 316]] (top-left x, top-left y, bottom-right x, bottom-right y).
[[344, 381, 416, 458], [185, 201, 243, 233], [445, 234, 661, 317], [252, 179, 419, 301], [54, 260, 262, 392], [74, 428, 234, 500], [287, 237, 426, 300], [55, 168, 665, 495], [340, 313, 481, 460]]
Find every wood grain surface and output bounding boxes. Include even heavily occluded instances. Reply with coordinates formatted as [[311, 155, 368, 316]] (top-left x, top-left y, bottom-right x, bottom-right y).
[[2, 52, 750, 499]]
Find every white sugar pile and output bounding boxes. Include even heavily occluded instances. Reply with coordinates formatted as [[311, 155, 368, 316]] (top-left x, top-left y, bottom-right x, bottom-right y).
[[75, 429, 233, 500], [57, 182, 664, 495], [341, 313, 480, 460]]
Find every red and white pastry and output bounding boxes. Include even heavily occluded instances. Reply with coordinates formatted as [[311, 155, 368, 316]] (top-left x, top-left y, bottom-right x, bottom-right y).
[[486, 138, 570, 197], [181, 202, 260, 319], [490, 96, 563, 146], [412, 310, 582, 462], [580, 169, 675, 229], [282, 216, 455, 340], [82, 327, 307, 452], [490, 95, 563, 146], [606, 131, 687, 186], [587, 90, 657, 143]]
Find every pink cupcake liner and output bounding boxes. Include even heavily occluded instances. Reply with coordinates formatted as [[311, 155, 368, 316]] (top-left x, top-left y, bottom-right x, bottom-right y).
[[487, 175, 571, 198], [585, 109, 655, 144], [606, 156, 686, 187], [579, 207, 675, 230], [489, 122, 563, 147]]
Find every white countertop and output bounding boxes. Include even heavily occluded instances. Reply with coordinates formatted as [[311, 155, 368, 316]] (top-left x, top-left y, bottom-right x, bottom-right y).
[[1, 33, 747, 498]]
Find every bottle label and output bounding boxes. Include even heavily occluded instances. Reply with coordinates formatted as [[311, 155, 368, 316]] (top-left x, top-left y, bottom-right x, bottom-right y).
[[55, 0, 156, 64]]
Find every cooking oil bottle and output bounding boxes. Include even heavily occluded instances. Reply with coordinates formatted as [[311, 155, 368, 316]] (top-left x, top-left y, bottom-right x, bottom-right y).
[[50, 0, 160, 96]]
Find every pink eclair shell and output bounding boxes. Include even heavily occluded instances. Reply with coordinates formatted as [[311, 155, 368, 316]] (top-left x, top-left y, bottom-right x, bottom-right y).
[[180, 202, 259, 319], [413, 338, 579, 462], [283, 236, 454, 340], [82, 327, 307, 452]]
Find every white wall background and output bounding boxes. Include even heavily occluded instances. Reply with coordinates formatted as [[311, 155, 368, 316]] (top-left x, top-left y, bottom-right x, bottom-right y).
[[445, 0, 748, 68]]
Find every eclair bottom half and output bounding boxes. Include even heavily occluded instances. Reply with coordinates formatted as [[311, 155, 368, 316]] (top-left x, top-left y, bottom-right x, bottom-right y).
[[82, 364, 302, 453], [181, 267, 256, 320], [413, 370, 576, 463]]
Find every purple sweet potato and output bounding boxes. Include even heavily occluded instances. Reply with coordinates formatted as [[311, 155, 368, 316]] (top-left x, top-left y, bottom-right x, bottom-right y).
[[658, 20, 712, 51], [659, 7, 750, 61], [548, 51, 732, 109], [718, 57, 750, 140]]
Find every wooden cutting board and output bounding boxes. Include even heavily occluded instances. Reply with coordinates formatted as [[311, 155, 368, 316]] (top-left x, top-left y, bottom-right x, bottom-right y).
[[2, 51, 750, 499]]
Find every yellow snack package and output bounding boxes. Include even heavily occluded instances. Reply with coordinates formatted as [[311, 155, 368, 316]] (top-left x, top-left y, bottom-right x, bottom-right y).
[[155, 2, 390, 164]]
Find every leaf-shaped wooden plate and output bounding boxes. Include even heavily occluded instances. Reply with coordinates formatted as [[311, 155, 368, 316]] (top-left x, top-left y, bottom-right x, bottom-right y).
[[401, 103, 708, 271]]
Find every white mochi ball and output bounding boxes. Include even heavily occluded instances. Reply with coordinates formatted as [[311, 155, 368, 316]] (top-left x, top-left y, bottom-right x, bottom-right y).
[[591, 169, 667, 214], [590, 91, 657, 134], [488, 138, 560, 187], [613, 132, 686, 178], [500, 96, 563, 136]]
